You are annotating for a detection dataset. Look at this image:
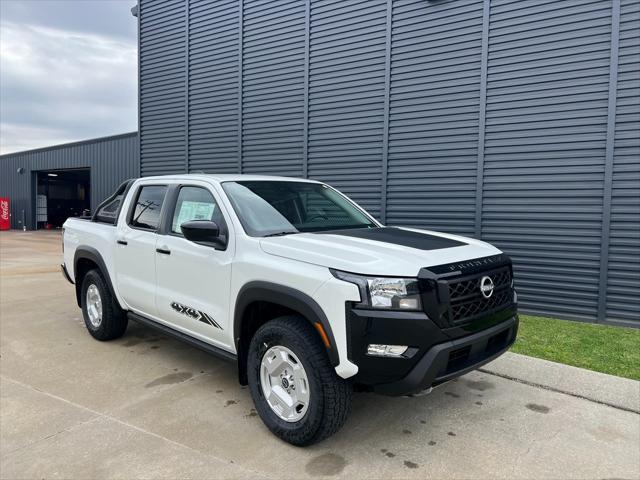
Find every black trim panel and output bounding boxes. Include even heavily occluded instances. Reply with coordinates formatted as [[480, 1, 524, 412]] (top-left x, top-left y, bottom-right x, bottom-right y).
[[61, 263, 74, 284], [320, 227, 466, 251], [346, 307, 450, 387], [157, 184, 180, 235], [92, 179, 134, 225], [234, 281, 339, 367], [73, 247, 118, 308], [128, 312, 237, 363]]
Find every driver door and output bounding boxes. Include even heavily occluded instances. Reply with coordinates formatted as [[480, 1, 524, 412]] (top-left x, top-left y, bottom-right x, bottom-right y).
[[154, 183, 234, 350]]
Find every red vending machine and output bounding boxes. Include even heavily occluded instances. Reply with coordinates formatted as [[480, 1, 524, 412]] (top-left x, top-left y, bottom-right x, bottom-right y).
[[0, 197, 10, 230]]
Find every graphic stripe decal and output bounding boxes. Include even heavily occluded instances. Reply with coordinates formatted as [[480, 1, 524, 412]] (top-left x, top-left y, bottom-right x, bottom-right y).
[[170, 302, 222, 330], [318, 227, 466, 251], [200, 311, 222, 330]]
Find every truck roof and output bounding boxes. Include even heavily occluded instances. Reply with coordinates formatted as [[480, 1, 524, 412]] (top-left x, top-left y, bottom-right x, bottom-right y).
[[136, 174, 321, 184]]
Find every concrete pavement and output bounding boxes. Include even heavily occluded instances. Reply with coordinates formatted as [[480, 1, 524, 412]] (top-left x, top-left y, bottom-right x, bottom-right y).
[[1, 231, 639, 479], [481, 351, 640, 414]]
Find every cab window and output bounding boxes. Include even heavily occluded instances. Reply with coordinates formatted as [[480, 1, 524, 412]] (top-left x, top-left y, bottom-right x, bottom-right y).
[[171, 186, 226, 236], [129, 185, 167, 231]]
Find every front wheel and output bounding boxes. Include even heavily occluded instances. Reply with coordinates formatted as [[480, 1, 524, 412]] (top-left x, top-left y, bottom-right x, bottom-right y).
[[247, 316, 352, 446]]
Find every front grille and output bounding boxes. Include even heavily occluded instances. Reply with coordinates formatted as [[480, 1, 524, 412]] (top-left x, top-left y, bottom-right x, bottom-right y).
[[446, 266, 513, 326]]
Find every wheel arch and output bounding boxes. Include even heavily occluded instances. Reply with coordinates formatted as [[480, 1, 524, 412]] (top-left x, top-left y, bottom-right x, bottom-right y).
[[234, 281, 339, 385], [73, 247, 119, 309]]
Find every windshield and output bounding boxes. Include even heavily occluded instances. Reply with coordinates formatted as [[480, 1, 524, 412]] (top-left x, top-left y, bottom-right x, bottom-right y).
[[222, 181, 377, 236]]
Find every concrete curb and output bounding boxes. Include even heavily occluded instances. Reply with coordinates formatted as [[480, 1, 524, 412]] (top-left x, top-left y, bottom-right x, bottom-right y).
[[481, 352, 640, 413]]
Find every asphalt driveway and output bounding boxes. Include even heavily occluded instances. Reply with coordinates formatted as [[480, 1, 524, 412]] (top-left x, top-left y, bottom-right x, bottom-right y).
[[1, 231, 639, 479]]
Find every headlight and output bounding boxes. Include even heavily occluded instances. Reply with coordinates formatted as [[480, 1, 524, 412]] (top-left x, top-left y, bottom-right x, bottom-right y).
[[331, 270, 422, 311]]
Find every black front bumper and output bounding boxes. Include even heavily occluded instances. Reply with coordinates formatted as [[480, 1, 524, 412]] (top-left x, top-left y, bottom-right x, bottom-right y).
[[347, 306, 518, 396]]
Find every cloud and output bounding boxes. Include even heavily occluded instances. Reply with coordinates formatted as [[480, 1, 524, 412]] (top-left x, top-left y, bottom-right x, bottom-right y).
[[0, 0, 137, 42], [0, 1, 137, 155], [0, 123, 76, 154]]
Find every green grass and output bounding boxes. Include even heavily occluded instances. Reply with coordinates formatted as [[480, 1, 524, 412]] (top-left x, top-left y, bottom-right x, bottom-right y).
[[511, 315, 640, 381]]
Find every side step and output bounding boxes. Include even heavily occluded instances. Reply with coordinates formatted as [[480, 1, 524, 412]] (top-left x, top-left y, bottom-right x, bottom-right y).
[[127, 312, 238, 363]]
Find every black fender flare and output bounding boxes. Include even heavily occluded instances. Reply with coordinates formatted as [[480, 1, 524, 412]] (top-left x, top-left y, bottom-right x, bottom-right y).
[[234, 281, 339, 367], [73, 247, 119, 308]]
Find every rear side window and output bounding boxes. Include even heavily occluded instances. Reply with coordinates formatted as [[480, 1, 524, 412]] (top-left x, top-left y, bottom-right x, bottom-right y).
[[129, 185, 167, 230]]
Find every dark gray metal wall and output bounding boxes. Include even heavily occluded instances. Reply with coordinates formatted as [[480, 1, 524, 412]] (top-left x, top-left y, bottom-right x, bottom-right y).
[[606, 0, 640, 324], [0, 133, 138, 230], [138, 0, 640, 326]]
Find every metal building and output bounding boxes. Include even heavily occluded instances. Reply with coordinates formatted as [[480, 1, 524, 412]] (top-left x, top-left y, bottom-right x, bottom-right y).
[[135, 0, 639, 326], [0, 132, 138, 230]]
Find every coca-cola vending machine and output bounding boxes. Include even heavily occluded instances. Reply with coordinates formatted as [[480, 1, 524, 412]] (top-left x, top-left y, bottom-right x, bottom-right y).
[[0, 197, 10, 230]]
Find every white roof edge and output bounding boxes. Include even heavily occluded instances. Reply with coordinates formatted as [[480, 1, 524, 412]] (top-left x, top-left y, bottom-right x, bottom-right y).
[[136, 174, 322, 183]]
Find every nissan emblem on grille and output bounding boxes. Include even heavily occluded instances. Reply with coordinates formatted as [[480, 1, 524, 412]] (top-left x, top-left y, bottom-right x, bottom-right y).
[[480, 276, 495, 299]]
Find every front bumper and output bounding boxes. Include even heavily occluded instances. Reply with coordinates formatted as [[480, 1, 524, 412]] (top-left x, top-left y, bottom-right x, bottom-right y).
[[347, 306, 518, 396]]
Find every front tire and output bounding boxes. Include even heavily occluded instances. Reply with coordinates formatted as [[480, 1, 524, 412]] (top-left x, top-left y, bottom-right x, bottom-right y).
[[247, 316, 352, 446], [80, 269, 127, 341]]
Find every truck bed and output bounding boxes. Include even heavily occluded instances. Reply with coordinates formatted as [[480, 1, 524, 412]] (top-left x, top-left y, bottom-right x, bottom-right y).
[[62, 217, 118, 284]]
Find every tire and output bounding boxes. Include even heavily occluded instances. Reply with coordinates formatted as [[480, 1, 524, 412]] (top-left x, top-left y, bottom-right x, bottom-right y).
[[247, 315, 352, 446], [80, 269, 128, 341]]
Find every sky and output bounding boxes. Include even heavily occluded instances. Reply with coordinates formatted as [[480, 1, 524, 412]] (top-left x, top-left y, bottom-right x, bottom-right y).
[[0, 0, 138, 155]]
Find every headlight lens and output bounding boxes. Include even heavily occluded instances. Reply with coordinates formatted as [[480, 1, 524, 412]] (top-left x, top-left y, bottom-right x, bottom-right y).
[[332, 270, 422, 311]]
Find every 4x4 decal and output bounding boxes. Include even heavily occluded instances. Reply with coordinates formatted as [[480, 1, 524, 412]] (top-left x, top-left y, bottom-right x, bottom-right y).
[[170, 301, 222, 329]]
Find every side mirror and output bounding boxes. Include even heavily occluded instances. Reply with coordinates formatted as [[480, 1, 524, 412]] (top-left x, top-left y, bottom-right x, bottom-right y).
[[180, 220, 226, 249]]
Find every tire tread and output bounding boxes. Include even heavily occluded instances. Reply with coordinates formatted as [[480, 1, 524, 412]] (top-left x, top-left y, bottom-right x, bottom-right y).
[[81, 269, 127, 341], [248, 315, 352, 446]]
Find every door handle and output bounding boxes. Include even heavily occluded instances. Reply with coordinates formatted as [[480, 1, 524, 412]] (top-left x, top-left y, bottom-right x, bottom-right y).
[[156, 247, 171, 255], [117, 239, 128, 246]]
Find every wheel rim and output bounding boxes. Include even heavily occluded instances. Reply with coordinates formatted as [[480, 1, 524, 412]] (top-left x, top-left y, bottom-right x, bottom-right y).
[[86, 284, 103, 328], [260, 345, 310, 422]]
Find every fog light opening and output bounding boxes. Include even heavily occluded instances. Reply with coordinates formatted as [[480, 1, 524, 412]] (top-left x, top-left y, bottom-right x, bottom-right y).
[[366, 344, 409, 358]]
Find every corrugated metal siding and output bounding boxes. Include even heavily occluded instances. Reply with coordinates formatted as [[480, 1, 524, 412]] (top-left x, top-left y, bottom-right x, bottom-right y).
[[482, 0, 612, 321], [188, 0, 239, 173], [0, 133, 138, 230], [387, 0, 483, 234], [241, 0, 306, 176], [607, 0, 640, 324], [307, 0, 387, 218], [137, 0, 640, 326], [139, 0, 186, 175]]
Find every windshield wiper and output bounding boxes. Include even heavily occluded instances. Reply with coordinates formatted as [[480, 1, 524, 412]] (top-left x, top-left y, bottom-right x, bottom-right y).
[[263, 231, 298, 238]]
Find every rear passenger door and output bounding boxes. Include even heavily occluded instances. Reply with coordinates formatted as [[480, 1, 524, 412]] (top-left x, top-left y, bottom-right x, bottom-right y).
[[115, 183, 168, 317], [154, 183, 235, 350]]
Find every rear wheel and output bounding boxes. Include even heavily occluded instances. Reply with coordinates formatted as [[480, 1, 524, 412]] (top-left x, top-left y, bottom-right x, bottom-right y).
[[247, 316, 352, 446], [80, 269, 127, 341]]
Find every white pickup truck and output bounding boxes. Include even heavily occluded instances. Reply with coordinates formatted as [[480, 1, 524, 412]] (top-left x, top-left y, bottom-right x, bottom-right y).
[[62, 174, 518, 445]]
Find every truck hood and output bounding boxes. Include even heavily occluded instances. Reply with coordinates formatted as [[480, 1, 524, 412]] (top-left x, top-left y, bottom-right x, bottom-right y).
[[259, 227, 502, 277]]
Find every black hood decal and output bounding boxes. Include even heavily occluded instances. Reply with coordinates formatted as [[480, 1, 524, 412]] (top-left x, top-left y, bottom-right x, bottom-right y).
[[318, 227, 466, 251]]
